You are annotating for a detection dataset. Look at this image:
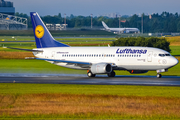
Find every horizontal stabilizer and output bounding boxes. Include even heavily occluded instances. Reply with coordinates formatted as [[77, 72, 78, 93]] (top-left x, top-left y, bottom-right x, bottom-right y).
[[4, 47, 43, 52], [25, 57, 36, 59]]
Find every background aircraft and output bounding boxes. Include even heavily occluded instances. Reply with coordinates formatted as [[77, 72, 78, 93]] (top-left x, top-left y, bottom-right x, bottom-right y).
[[102, 21, 140, 34]]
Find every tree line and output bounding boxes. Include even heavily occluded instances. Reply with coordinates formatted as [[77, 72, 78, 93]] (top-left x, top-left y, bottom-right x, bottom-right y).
[[111, 37, 171, 52], [15, 11, 180, 33]]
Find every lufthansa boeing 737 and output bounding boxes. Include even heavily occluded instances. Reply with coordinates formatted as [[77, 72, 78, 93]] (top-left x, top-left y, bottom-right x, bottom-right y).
[[5, 12, 179, 78], [102, 21, 140, 34]]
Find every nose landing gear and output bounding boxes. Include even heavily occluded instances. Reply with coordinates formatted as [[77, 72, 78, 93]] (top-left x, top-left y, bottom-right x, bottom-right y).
[[156, 69, 167, 78], [157, 74, 162, 78]]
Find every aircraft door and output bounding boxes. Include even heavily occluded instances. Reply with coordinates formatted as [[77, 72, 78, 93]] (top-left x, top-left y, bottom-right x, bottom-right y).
[[147, 51, 153, 62], [51, 51, 55, 59]]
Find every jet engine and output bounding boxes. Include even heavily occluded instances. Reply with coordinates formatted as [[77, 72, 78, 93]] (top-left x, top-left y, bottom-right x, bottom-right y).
[[91, 63, 112, 74]]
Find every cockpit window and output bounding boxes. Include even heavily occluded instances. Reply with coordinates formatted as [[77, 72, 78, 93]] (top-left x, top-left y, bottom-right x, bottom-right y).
[[159, 54, 165, 57], [159, 54, 170, 57], [165, 54, 170, 56]]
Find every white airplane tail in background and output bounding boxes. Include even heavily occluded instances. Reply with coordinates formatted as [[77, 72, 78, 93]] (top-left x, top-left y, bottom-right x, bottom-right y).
[[102, 21, 109, 29]]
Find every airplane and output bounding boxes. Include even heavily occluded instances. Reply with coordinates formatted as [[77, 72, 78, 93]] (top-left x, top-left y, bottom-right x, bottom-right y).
[[102, 21, 140, 34], [4, 12, 179, 78]]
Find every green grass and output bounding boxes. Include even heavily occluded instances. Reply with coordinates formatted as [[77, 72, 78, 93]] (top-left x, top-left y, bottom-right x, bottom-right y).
[[0, 59, 85, 74], [0, 84, 180, 119], [0, 36, 180, 120], [0, 36, 34, 41], [1, 114, 180, 120], [0, 36, 116, 41], [0, 83, 180, 97], [0, 37, 115, 51], [0, 59, 180, 76], [0, 42, 36, 52], [170, 46, 180, 56], [0, 37, 180, 76], [0, 30, 115, 36]]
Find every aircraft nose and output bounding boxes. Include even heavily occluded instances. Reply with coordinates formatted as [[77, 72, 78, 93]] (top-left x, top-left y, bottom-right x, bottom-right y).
[[170, 57, 179, 66]]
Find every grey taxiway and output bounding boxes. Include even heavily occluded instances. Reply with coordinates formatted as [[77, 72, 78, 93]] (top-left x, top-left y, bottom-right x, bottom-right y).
[[0, 73, 180, 86]]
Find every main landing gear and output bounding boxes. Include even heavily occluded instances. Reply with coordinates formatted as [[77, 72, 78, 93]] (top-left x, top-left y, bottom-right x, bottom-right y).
[[87, 70, 116, 77], [107, 71, 116, 77], [87, 70, 96, 77]]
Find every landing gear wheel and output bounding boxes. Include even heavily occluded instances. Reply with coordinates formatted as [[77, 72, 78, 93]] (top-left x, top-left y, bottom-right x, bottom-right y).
[[108, 71, 116, 77], [157, 74, 162, 78], [87, 71, 96, 77]]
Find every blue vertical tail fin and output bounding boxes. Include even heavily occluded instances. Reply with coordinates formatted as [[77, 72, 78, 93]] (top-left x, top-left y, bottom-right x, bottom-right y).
[[30, 12, 69, 48]]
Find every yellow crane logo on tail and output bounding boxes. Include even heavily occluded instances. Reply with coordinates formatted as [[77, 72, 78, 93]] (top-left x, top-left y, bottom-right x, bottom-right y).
[[35, 25, 44, 38]]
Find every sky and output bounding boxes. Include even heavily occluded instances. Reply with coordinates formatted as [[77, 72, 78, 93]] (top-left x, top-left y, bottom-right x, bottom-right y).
[[12, 0, 180, 16]]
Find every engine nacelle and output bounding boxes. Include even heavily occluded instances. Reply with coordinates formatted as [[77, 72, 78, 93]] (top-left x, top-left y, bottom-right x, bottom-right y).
[[128, 70, 148, 74], [91, 63, 112, 74]]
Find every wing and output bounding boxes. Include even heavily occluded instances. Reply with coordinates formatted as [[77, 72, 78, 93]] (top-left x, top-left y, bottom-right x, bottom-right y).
[[35, 58, 117, 70], [36, 58, 91, 65], [35, 58, 92, 69]]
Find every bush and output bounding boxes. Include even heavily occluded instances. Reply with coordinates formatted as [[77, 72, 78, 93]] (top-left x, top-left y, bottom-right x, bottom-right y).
[[111, 37, 171, 52]]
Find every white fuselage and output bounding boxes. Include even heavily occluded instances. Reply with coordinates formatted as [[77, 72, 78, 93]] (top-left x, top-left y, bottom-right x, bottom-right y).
[[33, 46, 178, 71], [106, 28, 140, 33], [102, 21, 140, 33]]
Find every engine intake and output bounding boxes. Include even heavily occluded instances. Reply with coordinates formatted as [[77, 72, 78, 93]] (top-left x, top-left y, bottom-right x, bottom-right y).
[[91, 63, 112, 74]]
